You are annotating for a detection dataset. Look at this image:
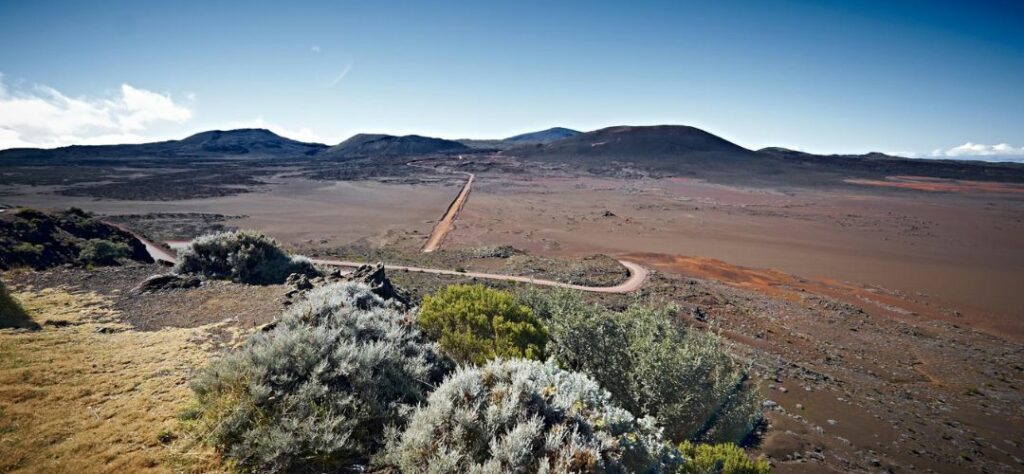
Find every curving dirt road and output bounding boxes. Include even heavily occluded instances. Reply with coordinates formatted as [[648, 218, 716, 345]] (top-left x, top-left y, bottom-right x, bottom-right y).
[[421, 171, 474, 253], [309, 257, 649, 293], [155, 239, 647, 293], [102, 221, 177, 264]]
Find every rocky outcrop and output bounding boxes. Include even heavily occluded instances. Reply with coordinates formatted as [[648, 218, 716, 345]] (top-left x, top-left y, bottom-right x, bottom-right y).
[[133, 273, 201, 293], [345, 262, 411, 309]]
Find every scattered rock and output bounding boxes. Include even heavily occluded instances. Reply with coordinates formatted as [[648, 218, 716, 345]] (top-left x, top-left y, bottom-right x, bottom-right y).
[[133, 273, 201, 293], [600, 210, 617, 217], [346, 262, 411, 309], [286, 273, 313, 291]]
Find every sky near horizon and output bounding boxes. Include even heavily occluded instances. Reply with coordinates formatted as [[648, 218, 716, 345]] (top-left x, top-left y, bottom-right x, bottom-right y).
[[0, 0, 1022, 160]]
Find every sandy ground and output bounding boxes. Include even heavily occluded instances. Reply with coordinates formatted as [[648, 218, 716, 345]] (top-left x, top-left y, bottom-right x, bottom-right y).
[[448, 175, 1024, 340], [2, 179, 456, 251]]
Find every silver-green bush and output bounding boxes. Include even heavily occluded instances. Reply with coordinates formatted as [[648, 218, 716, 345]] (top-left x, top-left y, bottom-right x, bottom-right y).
[[173, 230, 318, 284], [385, 358, 683, 473], [186, 282, 451, 472], [527, 290, 762, 444]]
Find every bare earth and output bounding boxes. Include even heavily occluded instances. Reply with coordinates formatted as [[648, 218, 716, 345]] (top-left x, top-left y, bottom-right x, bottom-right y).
[[3, 164, 1023, 472]]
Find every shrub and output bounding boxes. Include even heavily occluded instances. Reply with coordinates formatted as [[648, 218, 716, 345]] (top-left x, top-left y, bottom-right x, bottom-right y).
[[678, 441, 770, 474], [78, 239, 131, 265], [418, 284, 547, 365], [186, 282, 451, 472], [527, 290, 762, 444], [173, 230, 318, 284], [0, 279, 37, 330], [384, 358, 683, 473]]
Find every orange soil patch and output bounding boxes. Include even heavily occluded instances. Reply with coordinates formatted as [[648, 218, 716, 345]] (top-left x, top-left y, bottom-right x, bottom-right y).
[[628, 253, 1007, 339], [844, 175, 1024, 194]]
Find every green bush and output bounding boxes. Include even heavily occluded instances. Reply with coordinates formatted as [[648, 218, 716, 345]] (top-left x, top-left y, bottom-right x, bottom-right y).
[[0, 279, 37, 330], [418, 284, 547, 365], [678, 441, 770, 474], [527, 290, 762, 444], [11, 242, 44, 258], [173, 230, 318, 284], [186, 282, 451, 472], [78, 239, 131, 265], [384, 358, 683, 473]]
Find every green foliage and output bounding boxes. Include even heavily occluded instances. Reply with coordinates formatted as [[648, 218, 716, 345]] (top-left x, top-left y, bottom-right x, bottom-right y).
[[78, 239, 131, 265], [418, 284, 547, 365], [0, 279, 37, 330], [173, 230, 318, 284], [678, 441, 770, 474], [186, 282, 451, 472], [526, 290, 763, 444], [11, 242, 44, 258], [384, 358, 683, 473], [0, 207, 149, 270]]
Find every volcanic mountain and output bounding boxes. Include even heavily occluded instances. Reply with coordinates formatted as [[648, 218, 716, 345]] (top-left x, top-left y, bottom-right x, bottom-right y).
[[0, 128, 326, 164], [505, 125, 765, 173], [506, 125, 1024, 184], [323, 133, 469, 159], [504, 127, 581, 144]]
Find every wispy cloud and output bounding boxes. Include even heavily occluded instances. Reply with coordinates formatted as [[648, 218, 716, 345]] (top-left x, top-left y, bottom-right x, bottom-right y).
[[328, 61, 354, 88], [216, 116, 340, 145], [0, 74, 193, 150], [311, 44, 321, 53], [930, 142, 1024, 158]]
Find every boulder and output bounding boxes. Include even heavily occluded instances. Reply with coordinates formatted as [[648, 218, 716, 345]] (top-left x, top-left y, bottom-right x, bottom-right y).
[[347, 262, 411, 309], [133, 273, 201, 293]]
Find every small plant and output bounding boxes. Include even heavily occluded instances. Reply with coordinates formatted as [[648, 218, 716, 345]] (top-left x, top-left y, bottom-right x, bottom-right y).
[[678, 441, 771, 474], [156, 429, 177, 444], [173, 230, 318, 284], [526, 290, 763, 444], [418, 284, 547, 365], [384, 358, 683, 473], [0, 279, 37, 330], [186, 282, 450, 472], [78, 239, 131, 266]]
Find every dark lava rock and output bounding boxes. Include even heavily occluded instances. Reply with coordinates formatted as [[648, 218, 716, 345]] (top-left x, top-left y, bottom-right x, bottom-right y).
[[133, 273, 201, 293], [286, 273, 314, 291], [347, 262, 411, 309]]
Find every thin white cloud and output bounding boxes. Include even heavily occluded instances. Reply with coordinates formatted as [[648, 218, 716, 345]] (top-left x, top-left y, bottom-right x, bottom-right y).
[[0, 75, 193, 150], [214, 116, 341, 145], [311, 45, 321, 53], [328, 61, 353, 88], [930, 142, 1024, 157]]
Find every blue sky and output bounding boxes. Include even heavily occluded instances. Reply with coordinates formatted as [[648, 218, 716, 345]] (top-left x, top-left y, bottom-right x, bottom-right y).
[[0, 0, 1022, 160]]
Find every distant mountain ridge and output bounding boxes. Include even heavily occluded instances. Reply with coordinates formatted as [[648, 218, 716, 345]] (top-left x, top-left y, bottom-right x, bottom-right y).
[[506, 125, 760, 170], [3, 125, 1022, 184], [323, 133, 469, 158], [0, 128, 325, 164], [504, 127, 581, 143]]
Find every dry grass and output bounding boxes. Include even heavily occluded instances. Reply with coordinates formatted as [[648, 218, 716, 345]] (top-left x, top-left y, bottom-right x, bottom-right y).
[[0, 287, 231, 473]]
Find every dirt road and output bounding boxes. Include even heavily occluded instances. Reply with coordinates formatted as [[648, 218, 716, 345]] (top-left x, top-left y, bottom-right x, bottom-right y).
[[421, 171, 474, 253], [310, 257, 649, 293], [158, 241, 648, 293]]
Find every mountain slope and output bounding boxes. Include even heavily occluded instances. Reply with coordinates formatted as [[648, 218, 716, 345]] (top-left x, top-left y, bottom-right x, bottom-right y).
[[323, 133, 469, 159], [0, 129, 326, 164], [506, 125, 762, 172], [504, 127, 581, 144]]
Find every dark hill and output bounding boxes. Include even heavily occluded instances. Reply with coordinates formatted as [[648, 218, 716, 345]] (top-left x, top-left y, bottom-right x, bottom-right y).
[[507, 125, 1024, 184], [0, 128, 326, 164], [504, 127, 581, 144], [324, 133, 469, 159], [506, 125, 764, 174]]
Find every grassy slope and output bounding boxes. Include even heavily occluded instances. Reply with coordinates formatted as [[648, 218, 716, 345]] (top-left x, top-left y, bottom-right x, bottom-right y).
[[0, 287, 228, 473]]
